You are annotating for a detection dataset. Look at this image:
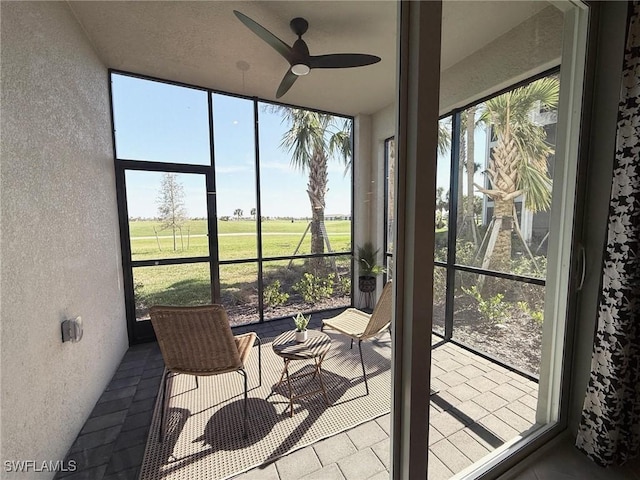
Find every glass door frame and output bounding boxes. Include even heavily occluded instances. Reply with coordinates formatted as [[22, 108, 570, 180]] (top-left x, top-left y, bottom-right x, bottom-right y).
[[392, 1, 592, 477], [114, 161, 218, 343]]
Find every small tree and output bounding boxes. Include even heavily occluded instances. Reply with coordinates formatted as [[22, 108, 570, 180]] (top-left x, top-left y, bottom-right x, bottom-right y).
[[157, 173, 187, 251], [234, 208, 243, 220], [250, 207, 257, 219]]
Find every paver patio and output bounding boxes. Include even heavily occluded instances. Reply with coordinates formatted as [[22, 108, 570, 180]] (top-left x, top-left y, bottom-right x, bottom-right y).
[[55, 310, 538, 480]]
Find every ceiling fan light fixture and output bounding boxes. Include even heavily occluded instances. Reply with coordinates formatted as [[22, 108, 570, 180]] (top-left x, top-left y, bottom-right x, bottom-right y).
[[234, 10, 381, 98], [291, 63, 310, 76]]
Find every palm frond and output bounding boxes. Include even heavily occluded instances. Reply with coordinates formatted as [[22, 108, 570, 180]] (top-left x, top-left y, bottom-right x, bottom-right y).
[[517, 160, 552, 212], [438, 121, 452, 155], [272, 106, 352, 175], [477, 76, 558, 212]]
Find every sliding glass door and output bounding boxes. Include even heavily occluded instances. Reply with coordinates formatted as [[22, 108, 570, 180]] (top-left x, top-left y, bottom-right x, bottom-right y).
[[391, 1, 590, 477]]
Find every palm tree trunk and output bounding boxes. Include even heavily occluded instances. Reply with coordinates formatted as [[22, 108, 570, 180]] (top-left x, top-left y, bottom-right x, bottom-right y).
[[490, 198, 512, 272], [476, 134, 518, 284], [480, 198, 513, 294], [466, 106, 479, 246], [457, 133, 465, 231], [307, 149, 328, 272]]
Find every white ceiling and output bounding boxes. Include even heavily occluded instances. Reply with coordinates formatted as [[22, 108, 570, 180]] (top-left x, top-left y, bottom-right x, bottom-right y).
[[68, 1, 550, 117]]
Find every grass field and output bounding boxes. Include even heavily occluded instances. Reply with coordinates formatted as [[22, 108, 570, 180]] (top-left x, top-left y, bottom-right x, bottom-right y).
[[128, 218, 351, 237], [129, 219, 351, 261], [130, 219, 353, 321]]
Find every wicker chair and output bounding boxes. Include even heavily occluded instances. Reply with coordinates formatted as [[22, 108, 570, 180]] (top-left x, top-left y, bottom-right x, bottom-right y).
[[149, 304, 261, 440], [321, 281, 393, 394]]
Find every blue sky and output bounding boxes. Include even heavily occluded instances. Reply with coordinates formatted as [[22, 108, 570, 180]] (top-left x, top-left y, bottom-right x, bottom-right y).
[[112, 74, 352, 219]]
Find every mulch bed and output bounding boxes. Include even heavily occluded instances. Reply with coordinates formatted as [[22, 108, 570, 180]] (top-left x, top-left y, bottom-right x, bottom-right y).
[[226, 295, 351, 327], [433, 301, 542, 375]]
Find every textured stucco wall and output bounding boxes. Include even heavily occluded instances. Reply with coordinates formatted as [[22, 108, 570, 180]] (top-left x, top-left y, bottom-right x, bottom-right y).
[[353, 114, 373, 306], [1, 1, 128, 475], [370, 104, 395, 274], [440, 5, 563, 113], [352, 105, 395, 305]]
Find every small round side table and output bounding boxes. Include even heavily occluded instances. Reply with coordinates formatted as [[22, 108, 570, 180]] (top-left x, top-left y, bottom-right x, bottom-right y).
[[271, 330, 331, 416]]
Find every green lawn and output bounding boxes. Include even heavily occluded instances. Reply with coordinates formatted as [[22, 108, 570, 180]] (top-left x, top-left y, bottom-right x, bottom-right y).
[[128, 218, 351, 237], [129, 219, 352, 261], [130, 219, 353, 320]]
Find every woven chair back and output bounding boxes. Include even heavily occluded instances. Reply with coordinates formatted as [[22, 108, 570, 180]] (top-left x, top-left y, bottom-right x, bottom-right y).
[[149, 304, 242, 375], [363, 281, 393, 337]]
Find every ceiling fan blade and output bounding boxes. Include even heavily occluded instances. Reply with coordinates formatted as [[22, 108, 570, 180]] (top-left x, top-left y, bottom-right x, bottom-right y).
[[276, 70, 298, 98], [309, 54, 381, 69], [233, 10, 293, 62]]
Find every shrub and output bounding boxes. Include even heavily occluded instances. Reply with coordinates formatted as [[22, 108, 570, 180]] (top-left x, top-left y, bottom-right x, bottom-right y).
[[134, 281, 146, 309], [512, 254, 547, 278], [455, 240, 478, 267], [263, 280, 289, 307], [433, 267, 446, 304], [516, 301, 544, 324], [224, 289, 249, 306], [462, 285, 510, 324], [293, 273, 334, 303], [338, 276, 351, 296]]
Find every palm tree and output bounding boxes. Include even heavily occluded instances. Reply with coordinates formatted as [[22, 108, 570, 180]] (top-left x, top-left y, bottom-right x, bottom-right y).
[[435, 187, 448, 229], [234, 208, 243, 220], [474, 76, 559, 275], [459, 106, 481, 246], [272, 107, 352, 269]]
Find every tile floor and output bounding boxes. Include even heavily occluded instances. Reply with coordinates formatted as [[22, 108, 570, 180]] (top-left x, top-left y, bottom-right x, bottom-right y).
[[53, 312, 637, 480]]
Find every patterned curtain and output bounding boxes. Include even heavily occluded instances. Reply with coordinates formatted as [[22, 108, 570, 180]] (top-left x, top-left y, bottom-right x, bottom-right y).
[[575, 1, 640, 467]]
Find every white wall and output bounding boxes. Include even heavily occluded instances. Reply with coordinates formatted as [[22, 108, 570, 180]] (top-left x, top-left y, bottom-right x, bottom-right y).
[[1, 2, 128, 476]]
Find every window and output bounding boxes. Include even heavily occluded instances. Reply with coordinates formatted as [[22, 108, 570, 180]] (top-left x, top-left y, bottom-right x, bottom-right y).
[[111, 73, 354, 342]]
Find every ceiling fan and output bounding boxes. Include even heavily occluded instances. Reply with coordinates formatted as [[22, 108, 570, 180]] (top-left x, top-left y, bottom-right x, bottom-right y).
[[233, 10, 381, 98]]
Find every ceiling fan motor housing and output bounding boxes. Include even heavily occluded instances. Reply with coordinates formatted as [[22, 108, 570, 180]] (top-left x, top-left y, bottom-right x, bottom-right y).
[[290, 17, 309, 37], [291, 37, 311, 75]]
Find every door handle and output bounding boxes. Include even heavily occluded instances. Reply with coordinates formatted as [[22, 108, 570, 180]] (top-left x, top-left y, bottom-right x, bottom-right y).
[[577, 243, 586, 291]]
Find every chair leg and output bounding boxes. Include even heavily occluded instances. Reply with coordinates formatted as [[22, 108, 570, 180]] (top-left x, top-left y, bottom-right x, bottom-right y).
[[350, 338, 354, 350], [239, 368, 248, 438], [255, 336, 262, 386], [358, 340, 369, 395], [195, 376, 199, 389], [159, 369, 171, 443]]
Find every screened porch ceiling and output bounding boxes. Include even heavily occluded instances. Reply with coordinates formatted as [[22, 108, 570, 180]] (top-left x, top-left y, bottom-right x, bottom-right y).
[[68, 1, 555, 117]]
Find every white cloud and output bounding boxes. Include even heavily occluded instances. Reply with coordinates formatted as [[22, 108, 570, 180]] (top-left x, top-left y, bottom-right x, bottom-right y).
[[216, 165, 252, 174], [260, 161, 292, 172]]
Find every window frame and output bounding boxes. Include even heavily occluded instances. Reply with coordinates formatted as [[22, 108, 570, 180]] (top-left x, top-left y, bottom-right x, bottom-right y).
[[110, 70, 356, 343]]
